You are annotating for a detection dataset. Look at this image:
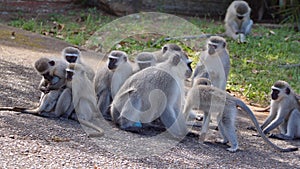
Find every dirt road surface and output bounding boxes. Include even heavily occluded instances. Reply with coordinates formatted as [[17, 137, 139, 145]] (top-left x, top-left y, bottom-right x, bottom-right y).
[[0, 24, 299, 168]]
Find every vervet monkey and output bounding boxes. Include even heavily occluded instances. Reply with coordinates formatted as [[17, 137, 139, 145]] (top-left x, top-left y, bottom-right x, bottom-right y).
[[190, 36, 230, 122], [66, 63, 104, 136], [260, 80, 300, 140], [110, 52, 192, 139], [182, 81, 298, 152], [193, 36, 230, 90], [133, 52, 156, 72], [0, 57, 73, 118], [94, 50, 133, 119], [62, 46, 95, 81], [152, 44, 188, 63], [224, 0, 253, 43]]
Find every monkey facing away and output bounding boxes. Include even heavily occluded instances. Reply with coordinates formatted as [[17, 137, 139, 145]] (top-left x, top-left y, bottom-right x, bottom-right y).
[[133, 52, 156, 73], [94, 50, 133, 120], [224, 0, 253, 43], [260, 80, 300, 140], [182, 79, 298, 152], [62, 46, 95, 81], [66, 63, 104, 136], [110, 51, 192, 139]]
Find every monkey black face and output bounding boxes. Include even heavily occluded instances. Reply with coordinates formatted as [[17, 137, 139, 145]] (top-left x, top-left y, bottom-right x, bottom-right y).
[[208, 44, 217, 55], [65, 55, 77, 63], [185, 60, 193, 78], [108, 57, 118, 70], [271, 89, 280, 100], [66, 69, 74, 81]]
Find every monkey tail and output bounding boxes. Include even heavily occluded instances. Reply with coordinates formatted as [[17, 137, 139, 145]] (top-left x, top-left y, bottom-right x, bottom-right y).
[[78, 119, 104, 137], [254, 106, 270, 112], [236, 99, 298, 152], [0, 106, 27, 112]]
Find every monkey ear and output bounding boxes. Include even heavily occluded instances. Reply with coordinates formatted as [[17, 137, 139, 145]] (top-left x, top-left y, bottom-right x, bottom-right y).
[[123, 57, 127, 62], [286, 87, 291, 95], [172, 54, 181, 65], [48, 60, 55, 66], [223, 42, 226, 48]]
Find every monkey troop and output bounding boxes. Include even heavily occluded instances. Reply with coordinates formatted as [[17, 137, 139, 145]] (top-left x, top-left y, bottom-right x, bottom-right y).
[[0, 0, 298, 152]]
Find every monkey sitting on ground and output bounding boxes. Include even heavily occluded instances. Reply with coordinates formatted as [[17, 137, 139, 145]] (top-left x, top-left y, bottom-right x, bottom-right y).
[[260, 80, 300, 140], [110, 51, 193, 139], [0, 57, 73, 117], [224, 0, 253, 43], [94, 50, 133, 120], [182, 78, 298, 152], [62, 46, 95, 81], [66, 63, 104, 137]]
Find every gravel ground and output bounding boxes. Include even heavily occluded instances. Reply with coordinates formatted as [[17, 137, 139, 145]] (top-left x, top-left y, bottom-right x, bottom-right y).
[[0, 24, 299, 168]]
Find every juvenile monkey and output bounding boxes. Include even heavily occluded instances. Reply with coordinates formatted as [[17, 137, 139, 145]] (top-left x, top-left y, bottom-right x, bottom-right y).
[[152, 44, 188, 63], [133, 52, 156, 72], [182, 81, 298, 152], [224, 0, 253, 43], [94, 50, 133, 119], [62, 46, 95, 81], [66, 63, 104, 136], [111, 51, 192, 139], [260, 80, 300, 140]]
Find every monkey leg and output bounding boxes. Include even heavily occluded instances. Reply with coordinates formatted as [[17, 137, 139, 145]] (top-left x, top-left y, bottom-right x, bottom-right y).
[[97, 89, 112, 120], [160, 106, 188, 139], [199, 111, 210, 142], [54, 88, 72, 117], [270, 109, 300, 140]]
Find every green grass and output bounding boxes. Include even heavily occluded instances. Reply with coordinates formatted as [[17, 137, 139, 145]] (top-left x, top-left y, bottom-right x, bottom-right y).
[[4, 9, 300, 106]]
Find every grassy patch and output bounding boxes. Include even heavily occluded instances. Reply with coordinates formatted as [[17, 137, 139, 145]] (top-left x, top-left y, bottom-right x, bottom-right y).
[[3, 10, 300, 106]]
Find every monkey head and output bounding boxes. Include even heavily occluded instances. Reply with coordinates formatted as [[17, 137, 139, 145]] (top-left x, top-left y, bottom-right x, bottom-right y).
[[271, 80, 291, 101], [235, 1, 250, 20], [162, 44, 182, 54], [107, 50, 128, 71], [193, 78, 212, 86], [62, 47, 81, 63], [207, 36, 226, 55], [34, 57, 56, 82]]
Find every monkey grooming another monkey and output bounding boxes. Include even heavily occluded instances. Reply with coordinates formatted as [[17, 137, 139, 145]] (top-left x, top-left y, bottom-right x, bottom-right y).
[[182, 79, 298, 152], [62, 46, 95, 81], [260, 80, 300, 140], [224, 0, 253, 43], [94, 50, 133, 120], [110, 51, 192, 139], [0, 57, 73, 118]]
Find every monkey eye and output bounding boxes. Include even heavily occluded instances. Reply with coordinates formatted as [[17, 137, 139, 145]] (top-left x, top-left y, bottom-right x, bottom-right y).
[[209, 44, 217, 49], [109, 58, 117, 64], [237, 15, 244, 20], [272, 89, 280, 95]]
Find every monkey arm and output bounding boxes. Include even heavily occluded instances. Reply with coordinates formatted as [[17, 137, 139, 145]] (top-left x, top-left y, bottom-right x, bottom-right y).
[[262, 110, 286, 134]]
